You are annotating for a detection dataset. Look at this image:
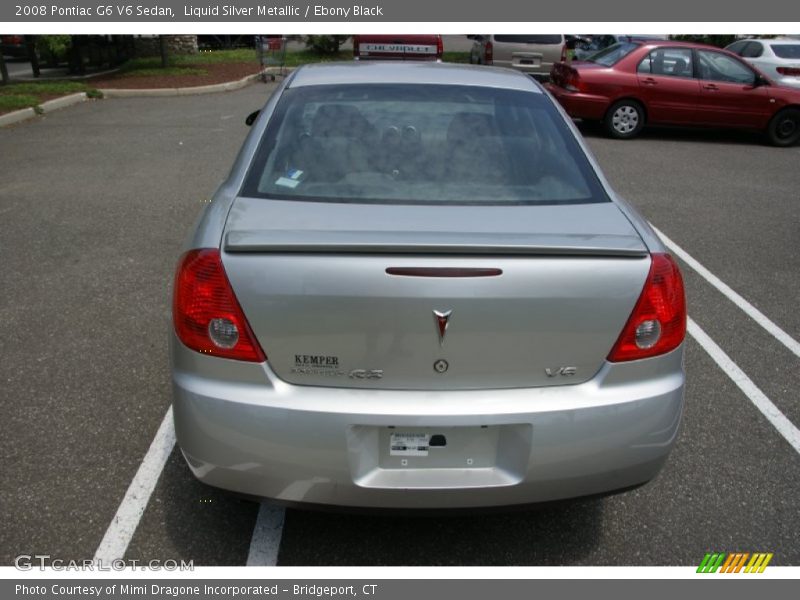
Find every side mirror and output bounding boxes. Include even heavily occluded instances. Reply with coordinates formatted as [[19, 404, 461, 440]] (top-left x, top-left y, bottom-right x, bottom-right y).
[[754, 74, 770, 87], [245, 110, 260, 126]]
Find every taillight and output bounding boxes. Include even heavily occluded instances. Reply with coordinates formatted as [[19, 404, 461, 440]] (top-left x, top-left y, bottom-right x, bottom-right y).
[[777, 66, 800, 76], [561, 43, 568, 63], [436, 35, 443, 59], [173, 249, 266, 362], [607, 253, 686, 362], [564, 67, 583, 92], [484, 40, 493, 64], [353, 35, 360, 59]]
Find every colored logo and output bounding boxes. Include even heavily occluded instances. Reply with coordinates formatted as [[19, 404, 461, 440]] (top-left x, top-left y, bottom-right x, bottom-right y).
[[433, 310, 452, 346], [697, 552, 773, 573]]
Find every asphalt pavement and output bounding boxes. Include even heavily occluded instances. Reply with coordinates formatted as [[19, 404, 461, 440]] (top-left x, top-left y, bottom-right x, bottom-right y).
[[0, 80, 798, 567]]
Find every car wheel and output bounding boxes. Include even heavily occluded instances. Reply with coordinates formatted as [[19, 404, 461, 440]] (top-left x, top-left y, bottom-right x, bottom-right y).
[[766, 108, 800, 147], [604, 100, 645, 139]]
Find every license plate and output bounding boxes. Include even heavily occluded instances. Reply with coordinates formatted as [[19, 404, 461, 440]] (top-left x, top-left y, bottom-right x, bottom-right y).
[[390, 432, 430, 456]]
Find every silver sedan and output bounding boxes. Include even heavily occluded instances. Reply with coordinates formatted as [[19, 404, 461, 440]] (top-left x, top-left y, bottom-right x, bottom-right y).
[[171, 62, 686, 509], [726, 38, 800, 89]]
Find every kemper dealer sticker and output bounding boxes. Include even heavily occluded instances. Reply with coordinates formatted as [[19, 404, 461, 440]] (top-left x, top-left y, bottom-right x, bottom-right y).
[[390, 433, 430, 457]]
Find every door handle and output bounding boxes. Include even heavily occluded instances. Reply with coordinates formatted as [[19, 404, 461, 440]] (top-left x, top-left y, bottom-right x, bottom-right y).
[[642, 77, 658, 85], [703, 84, 719, 91]]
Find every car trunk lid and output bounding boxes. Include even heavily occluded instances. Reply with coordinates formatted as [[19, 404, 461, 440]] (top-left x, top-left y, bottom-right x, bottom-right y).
[[221, 197, 650, 390]]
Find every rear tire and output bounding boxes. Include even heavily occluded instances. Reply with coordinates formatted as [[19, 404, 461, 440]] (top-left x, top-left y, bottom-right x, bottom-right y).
[[604, 100, 645, 139], [766, 108, 800, 147]]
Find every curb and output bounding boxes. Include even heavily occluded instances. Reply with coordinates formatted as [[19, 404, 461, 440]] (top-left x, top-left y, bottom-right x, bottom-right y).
[[0, 92, 88, 128], [0, 68, 288, 127], [40, 92, 88, 112], [99, 71, 274, 98], [0, 107, 37, 127]]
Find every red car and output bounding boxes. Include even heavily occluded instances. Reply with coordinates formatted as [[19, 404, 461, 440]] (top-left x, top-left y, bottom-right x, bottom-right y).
[[546, 40, 800, 146]]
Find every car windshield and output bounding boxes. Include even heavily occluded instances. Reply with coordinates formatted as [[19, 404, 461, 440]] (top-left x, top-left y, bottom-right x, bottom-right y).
[[771, 44, 800, 59], [241, 84, 608, 206], [585, 42, 639, 66]]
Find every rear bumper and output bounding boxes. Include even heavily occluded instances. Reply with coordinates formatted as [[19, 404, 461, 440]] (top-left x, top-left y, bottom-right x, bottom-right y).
[[172, 334, 685, 509], [494, 60, 554, 81], [545, 83, 611, 121], [774, 76, 800, 89]]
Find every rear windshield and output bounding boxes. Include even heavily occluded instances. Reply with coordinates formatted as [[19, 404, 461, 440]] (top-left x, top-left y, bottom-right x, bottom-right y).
[[493, 35, 563, 45], [241, 84, 608, 206], [771, 44, 800, 59], [586, 42, 640, 66]]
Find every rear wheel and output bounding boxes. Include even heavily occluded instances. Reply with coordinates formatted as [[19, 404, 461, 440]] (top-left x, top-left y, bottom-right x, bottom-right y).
[[766, 108, 800, 147], [604, 100, 645, 139]]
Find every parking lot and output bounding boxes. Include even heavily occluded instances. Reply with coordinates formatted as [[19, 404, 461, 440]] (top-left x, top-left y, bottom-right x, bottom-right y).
[[1, 80, 798, 566]]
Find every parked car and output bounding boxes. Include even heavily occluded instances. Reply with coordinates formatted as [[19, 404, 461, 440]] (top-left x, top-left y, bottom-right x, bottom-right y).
[[547, 40, 800, 146], [469, 34, 566, 81], [1, 35, 27, 58], [353, 35, 442, 61], [573, 35, 667, 61], [171, 61, 687, 509], [725, 38, 800, 89]]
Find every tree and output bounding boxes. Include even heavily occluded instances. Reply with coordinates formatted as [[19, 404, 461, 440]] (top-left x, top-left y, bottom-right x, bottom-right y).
[[668, 34, 739, 49], [159, 35, 169, 68], [24, 35, 40, 78], [305, 35, 349, 55], [0, 51, 8, 85]]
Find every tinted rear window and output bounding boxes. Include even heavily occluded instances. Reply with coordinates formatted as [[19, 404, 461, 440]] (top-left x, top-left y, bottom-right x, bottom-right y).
[[494, 35, 563, 45], [241, 84, 608, 206], [771, 44, 800, 59]]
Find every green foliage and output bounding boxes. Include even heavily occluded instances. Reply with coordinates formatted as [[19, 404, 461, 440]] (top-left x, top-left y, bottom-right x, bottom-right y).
[[119, 49, 253, 72], [282, 49, 351, 66], [36, 35, 72, 56], [124, 66, 207, 77], [0, 81, 100, 114], [116, 45, 356, 75], [0, 94, 39, 111], [668, 35, 739, 49], [0, 81, 91, 95], [442, 51, 471, 64], [304, 35, 349, 55]]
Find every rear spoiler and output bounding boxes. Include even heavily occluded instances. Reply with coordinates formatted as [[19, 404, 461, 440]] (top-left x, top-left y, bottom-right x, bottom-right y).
[[224, 230, 649, 257]]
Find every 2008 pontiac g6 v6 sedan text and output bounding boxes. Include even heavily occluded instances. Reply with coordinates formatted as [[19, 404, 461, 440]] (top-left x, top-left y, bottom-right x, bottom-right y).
[[170, 61, 686, 509]]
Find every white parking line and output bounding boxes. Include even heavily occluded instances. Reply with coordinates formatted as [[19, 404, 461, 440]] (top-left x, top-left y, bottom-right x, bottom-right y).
[[688, 318, 800, 455], [94, 407, 176, 563], [246, 503, 286, 566], [654, 225, 800, 360]]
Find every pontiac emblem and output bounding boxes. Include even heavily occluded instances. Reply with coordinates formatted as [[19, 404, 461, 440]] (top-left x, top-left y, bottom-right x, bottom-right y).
[[433, 309, 452, 346]]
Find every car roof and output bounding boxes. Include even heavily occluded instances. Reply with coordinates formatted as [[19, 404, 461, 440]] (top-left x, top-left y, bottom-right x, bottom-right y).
[[637, 40, 725, 51], [735, 38, 800, 44], [287, 61, 542, 93]]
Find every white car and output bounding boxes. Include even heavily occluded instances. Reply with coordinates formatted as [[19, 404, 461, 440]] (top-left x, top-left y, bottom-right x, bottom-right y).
[[726, 38, 800, 88]]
